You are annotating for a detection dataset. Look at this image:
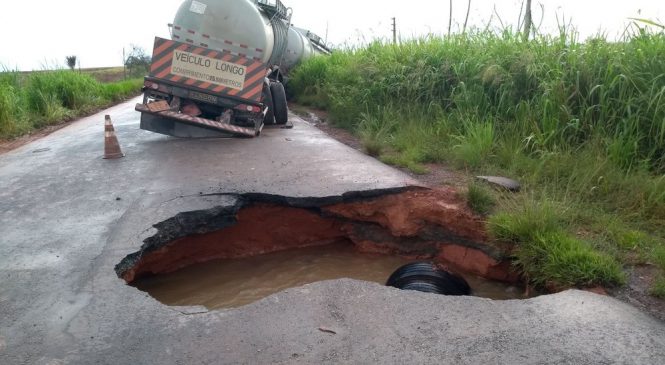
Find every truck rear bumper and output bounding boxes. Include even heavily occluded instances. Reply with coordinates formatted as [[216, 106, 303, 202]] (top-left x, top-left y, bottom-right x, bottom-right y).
[[135, 103, 259, 138]]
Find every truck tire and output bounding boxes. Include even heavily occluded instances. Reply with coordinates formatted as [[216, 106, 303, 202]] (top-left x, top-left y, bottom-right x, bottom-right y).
[[270, 82, 288, 125], [386, 262, 471, 296], [262, 85, 275, 125]]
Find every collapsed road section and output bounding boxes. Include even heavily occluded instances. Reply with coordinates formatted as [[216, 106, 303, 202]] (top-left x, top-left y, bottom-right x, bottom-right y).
[[115, 186, 520, 307]]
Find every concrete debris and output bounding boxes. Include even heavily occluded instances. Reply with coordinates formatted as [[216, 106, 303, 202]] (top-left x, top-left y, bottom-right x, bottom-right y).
[[476, 176, 521, 192]]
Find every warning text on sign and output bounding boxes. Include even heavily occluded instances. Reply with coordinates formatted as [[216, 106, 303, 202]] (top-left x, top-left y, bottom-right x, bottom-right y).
[[171, 50, 247, 91]]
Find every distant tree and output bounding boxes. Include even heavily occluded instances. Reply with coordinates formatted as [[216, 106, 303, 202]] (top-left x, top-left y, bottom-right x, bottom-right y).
[[522, 0, 533, 41], [463, 0, 471, 34], [65, 55, 77, 71], [124, 44, 151, 77], [448, 0, 453, 35]]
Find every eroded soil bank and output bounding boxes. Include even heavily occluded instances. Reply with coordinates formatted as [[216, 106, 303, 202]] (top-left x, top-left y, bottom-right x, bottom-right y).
[[116, 187, 519, 286]]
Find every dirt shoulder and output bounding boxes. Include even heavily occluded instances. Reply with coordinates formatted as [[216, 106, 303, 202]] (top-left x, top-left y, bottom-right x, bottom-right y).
[[0, 122, 73, 154], [290, 104, 469, 190]]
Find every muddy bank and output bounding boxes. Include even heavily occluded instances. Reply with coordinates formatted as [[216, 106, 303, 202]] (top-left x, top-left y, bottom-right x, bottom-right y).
[[116, 187, 519, 284]]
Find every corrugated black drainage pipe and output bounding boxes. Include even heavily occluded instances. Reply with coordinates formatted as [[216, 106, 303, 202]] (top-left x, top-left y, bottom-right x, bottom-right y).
[[386, 262, 471, 296]]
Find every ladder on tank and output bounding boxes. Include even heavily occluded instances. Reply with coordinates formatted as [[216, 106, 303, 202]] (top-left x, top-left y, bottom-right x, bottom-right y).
[[257, 0, 289, 20]]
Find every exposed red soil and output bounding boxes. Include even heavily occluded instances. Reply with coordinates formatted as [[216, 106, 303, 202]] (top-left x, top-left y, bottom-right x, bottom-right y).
[[436, 245, 518, 282], [324, 188, 485, 240], [122, 204, 346, 282]]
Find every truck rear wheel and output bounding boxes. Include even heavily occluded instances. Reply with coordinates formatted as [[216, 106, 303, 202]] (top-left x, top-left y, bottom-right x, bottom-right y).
[[270, 82, 288, 125], [263, 86, 275, 125]]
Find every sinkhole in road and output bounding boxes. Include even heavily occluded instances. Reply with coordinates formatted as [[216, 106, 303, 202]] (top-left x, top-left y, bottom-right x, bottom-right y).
[[116, 188, 529, 309]]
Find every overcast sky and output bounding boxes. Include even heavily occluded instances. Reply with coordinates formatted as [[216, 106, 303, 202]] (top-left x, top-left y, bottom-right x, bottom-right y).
[[0, 0, 662, 71]]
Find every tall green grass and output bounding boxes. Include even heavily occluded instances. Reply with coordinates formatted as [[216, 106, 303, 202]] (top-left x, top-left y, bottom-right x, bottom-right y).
[[290, 29, 665, 290], [0, 69, 142, 138], [489, 198, 626, 287], [291, 31, 665, 171]]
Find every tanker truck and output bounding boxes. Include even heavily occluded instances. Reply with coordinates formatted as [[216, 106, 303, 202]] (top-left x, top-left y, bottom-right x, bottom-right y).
[[136, 0, 331, 138]]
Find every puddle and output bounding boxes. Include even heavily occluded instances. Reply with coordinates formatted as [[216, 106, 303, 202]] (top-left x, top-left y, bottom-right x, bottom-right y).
[[134, 241, 526, 309]]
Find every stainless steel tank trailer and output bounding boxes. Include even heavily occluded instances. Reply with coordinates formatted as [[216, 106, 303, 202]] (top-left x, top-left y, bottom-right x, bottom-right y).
[[136, 0, 331, 138]]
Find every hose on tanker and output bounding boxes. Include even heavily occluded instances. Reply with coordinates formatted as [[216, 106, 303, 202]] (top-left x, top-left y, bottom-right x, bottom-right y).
[[268, 14, 290, 66]]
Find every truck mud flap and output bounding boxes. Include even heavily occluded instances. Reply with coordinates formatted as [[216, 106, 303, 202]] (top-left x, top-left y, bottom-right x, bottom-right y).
[[135, 103, 257, 138]]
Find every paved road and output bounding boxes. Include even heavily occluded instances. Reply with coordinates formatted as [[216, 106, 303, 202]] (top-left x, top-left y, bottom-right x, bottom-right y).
[[1, 98, 664, 364]]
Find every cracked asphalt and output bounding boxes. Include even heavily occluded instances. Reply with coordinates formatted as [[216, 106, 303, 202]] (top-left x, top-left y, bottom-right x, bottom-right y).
[[1, 97, 664, 364]]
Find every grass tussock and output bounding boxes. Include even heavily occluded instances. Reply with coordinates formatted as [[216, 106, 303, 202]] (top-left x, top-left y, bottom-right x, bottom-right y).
[[0, 69, 142, 138], [489, 199, 626, 287], [652, 277, 665, 298], [290, 29, 665, 292], [519, 231, 626, 287], [653, 246, 665, 270], [466, 182, 496, 215]]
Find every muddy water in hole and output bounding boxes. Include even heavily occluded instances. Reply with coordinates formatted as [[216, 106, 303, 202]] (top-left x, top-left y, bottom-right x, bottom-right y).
[[134, 242, 527, 309]]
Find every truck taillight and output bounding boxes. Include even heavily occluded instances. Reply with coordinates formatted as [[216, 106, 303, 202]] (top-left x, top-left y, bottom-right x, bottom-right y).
[[234, 104, 261, 113], [144, 81, 161, 90]]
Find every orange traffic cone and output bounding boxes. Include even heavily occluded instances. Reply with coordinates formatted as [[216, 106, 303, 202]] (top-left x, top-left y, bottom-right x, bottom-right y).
[[103, 115, 124, 159]]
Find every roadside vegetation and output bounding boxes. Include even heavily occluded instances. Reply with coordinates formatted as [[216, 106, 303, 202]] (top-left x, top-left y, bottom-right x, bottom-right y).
[[289, 28, 665, 293], [0, 68, 142, 138], [0, 44, 151, 140]]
